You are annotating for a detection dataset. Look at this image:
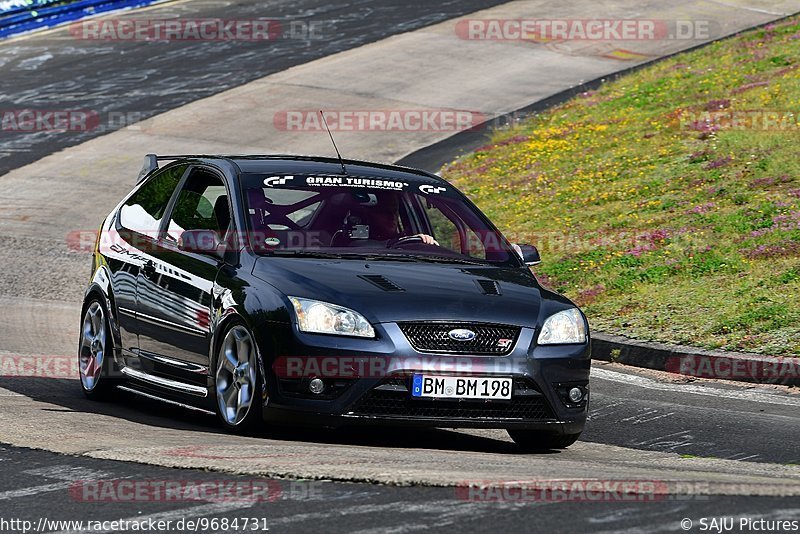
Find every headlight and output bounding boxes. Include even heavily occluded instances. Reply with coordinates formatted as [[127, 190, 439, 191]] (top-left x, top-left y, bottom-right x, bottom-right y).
[[289, 297, 375, 338], [538, 308, 587, 345]]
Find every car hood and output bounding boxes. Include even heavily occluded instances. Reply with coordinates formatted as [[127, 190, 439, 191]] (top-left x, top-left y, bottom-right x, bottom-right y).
[[252, 257, 566, 327]]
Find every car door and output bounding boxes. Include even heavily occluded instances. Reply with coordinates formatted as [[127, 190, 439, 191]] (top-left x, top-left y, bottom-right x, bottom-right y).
[[109, 164, 187, 360], [134, 166, 232, 384]]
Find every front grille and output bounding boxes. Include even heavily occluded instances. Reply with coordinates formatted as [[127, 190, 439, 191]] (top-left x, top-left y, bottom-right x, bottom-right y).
[[350, 377, 555, 420], [398, 322, 520, 355]]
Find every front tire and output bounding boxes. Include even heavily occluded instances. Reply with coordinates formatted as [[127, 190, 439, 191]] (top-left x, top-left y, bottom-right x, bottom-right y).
[[214, 322, 263, 433], [508, 430, 581, 451], [78, 299, 116, 399]]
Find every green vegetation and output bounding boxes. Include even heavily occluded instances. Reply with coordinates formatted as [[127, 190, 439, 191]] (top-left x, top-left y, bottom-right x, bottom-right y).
[[443, 18, 800, 355]]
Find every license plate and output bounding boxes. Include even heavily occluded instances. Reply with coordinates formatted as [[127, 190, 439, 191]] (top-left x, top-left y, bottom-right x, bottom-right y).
[[411, 375, 512, 400]]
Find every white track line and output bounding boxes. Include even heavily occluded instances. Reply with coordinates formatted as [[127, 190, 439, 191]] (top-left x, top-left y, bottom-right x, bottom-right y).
[[49, 502, 256, 534], [0, 481, 82, 501], [255, 499, 528, 531], [705, 0, 788, 16], [0, 467, 109, 500], [591, 368, 800, 407]]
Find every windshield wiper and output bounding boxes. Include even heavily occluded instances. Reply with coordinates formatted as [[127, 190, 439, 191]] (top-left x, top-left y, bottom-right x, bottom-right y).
[[268, 250, 348, 259], [265, 249, 485, 265], [266, 250, 417, 261], [398, 255, 487, 266]]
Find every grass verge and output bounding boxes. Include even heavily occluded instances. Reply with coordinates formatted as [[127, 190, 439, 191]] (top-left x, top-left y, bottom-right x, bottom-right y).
[[442, 17, 800, 356]]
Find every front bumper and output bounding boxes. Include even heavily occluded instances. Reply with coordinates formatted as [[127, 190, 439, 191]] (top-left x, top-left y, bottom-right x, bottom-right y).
[[255, 321, 591, 431]]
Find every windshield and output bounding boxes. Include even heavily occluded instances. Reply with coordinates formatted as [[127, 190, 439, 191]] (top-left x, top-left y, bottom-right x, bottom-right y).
[[241, 173, 519, 265]]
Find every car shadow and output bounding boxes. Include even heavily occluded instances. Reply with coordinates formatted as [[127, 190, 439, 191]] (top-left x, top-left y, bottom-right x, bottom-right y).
[[0, 377, 563, 455], [1, 377, 222, 432], [255, 425, 562, 455]]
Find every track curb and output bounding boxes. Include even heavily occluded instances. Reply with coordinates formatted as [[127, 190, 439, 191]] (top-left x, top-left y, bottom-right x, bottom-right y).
[[591, 332, 800, 387]]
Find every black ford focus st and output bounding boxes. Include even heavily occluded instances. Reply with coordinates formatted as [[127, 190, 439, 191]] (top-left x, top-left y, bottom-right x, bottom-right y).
[[79, 154, 590, 450]]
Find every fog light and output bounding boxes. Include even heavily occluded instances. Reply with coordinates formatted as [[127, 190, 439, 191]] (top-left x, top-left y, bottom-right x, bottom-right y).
[[568, 387, 584, 403], [309, 378, 325, 394]]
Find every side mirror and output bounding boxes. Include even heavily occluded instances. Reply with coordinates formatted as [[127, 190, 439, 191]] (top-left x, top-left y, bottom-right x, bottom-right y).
[[178, 229, 223, 258], [513, 244, 541, 266]]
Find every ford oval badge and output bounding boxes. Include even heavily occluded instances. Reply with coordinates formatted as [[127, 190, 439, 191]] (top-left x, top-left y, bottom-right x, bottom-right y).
[[448, 328, 476, 341]]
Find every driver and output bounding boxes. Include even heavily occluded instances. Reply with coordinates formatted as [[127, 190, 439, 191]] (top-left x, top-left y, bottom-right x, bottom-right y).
[[367, 191, 439, 246]]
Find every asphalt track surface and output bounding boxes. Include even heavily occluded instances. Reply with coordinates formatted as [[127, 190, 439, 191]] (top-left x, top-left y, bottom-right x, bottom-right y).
[[1, 0, 800, 531], [2, 362, 800, 466], [0, 445, 798, 534], [0, 364, 799, 532], [0, 0, 510, 175]]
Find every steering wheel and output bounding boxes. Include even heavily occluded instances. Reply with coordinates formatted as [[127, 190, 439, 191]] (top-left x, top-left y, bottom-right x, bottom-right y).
[[388, 235, 424, 248]]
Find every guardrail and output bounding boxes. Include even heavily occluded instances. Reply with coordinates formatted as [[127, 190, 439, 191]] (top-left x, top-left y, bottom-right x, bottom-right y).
[[0, 0, 157, 39]]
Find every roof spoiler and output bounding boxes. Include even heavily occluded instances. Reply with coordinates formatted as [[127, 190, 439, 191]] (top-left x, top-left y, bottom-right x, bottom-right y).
[[137, 154, 158, 183]]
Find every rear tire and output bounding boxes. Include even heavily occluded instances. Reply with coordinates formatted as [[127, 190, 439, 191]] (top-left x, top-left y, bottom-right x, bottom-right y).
[[214, 321, 263, 433], [508, 430, 581, 451], [78, 298, 117, 400]]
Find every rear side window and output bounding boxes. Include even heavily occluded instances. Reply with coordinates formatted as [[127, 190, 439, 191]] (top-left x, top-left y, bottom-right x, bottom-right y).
[[119, 165, 185, 235], [165, 169, 229, 242]]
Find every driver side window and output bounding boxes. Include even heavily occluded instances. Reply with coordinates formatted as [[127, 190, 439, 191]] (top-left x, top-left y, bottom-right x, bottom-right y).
[[165, 169, 230, 243], [424, 202, 460, 250], [417, 196, 487, 259]]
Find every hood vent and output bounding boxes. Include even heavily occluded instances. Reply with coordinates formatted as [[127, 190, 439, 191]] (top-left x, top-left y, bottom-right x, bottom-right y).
[[359, 274, 405, 292], [476, 279, 501, 295]]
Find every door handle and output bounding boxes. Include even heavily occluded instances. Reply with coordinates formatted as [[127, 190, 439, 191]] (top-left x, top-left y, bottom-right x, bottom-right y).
[[142, 260, 157, 279]]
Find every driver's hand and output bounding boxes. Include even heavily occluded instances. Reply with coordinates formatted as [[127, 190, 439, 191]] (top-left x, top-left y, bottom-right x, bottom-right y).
[[414, 234, 439, 246]]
